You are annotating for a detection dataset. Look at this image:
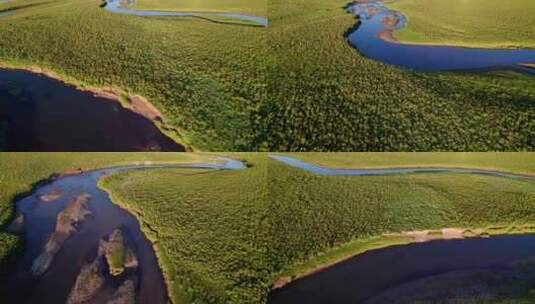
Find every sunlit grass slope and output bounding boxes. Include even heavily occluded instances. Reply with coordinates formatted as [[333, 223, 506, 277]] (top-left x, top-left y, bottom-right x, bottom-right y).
[[133, 0, 267, 17], [99, 153, 269, 304], [268, 153, 535, 281], [0, 0, 267, 151], [388, 0, 535, 49], [267, 0, 535, 151], [0, 153, 212, 273]]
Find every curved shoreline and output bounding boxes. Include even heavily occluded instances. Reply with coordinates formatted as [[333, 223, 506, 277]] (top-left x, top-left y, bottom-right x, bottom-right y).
[[351, 0, 535, 50], [270, 232, 535, 304], [103, 0, 268, 27], [0, 62, 193, 151], [269, 154, 535, 179], [97, 158, 247, 304], [271, 227, 535, 291], [345, 0, 535, 73], [269, 154, 535, 290], [1, 157, 246, 304]]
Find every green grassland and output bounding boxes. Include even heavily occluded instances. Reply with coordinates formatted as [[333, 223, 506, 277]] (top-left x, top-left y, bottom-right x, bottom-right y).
[[99, 153, 269, 303], [268, 154, 535, 285], [133, 0, 267, 17], [0, 153, 214, 272], [388, 0, 535, 49], [0, 0, 267, 151], [267, 0, 535, 151], [282, 152, 535, 174]]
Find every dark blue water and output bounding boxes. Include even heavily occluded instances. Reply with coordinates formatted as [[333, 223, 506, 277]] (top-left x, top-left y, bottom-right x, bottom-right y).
[[269, 235, 535, 303], [269, 155, 535, 180], [0, 69, 185, 152], [0, 158, 245, 304], [104, 0, 268, 27], [346, 1, 535, 73]]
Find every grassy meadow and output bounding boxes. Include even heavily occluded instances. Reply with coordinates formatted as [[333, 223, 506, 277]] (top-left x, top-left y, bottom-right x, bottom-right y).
[[388, 0, 535, 49], [99, 153, 270, 303], [133, 0, 267, 17], [267, 0, 535, 151], [268, 153, 535, 284], [0, 0, 267, 151]]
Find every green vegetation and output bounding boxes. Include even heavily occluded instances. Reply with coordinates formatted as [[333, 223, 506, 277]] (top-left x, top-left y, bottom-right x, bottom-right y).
[[0, 153, 273, 303], [283, 152, 535, 174], [268, 154, 535, 284], [387, 0, 535, 49], [0, 153, 213, 268], [1, 153, 535, 302], [267, 0, 535, 151], [132, 0, 267, 17], [0, 0, 267, 151], [99, 153, 270, 303]]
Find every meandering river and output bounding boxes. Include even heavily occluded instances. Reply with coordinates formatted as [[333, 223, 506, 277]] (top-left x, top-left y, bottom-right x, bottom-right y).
[[346, 0, 535, 74], [269, 155, 535, 303], [269, 155, 535, 180], [0, 158, 246, 304], [0, 69, 185, 152], [104, 0, 268, 27]]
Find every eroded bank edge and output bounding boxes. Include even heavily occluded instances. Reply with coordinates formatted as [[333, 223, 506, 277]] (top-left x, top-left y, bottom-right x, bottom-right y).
[[0, 61, 194, 151]]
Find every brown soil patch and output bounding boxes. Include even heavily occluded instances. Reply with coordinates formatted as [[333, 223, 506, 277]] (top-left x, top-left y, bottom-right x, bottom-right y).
[[10, 66, 166, 128], [58, 168, 85, 178], [272, 276, 292, 290], [441, 228, 464, 239], [39, 189, 62, 203], [403, 230, 431, 242], [128, 95, 163, 121], [32, 193, 92, 276], [378, 30, 397, 43]]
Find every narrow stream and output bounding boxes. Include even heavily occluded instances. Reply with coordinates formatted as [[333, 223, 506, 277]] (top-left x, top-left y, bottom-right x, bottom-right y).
[[0, 158, 246, 304], [0, 69, 185, 152], [346, 0, 535, 74], [269, 155, 535, 180], [104, 0, 268, 27]]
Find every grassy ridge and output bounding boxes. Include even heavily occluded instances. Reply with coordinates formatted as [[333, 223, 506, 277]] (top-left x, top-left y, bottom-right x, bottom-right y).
[[133, 0, 267, 17], [99, 154, 270, 304], [268, 154, 535, 281], [388, 0, 535, 49], [267, 0, 535, 151], [0, 0, 267, 151], [0, 153, 213, 269]]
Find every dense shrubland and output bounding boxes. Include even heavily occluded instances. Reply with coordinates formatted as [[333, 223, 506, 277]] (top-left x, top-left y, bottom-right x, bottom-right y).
[[99, 154, 270, 303], [0, 0, 267, 151], [268, 156, 535, 275], [267, 0, 535, 151]]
